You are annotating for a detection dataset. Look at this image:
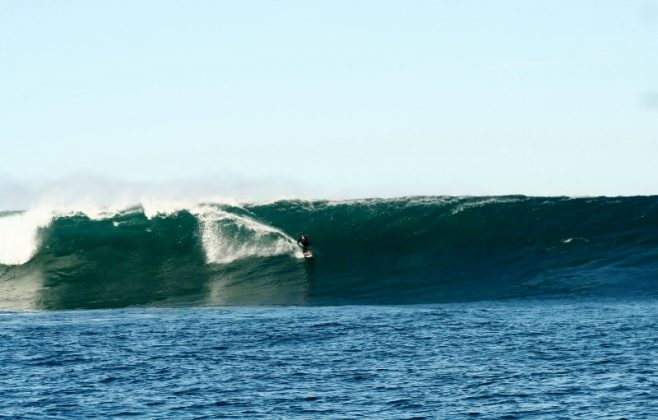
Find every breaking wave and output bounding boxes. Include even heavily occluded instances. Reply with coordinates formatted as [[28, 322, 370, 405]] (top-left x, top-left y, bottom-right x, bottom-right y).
[[1, 196, 658, 309]]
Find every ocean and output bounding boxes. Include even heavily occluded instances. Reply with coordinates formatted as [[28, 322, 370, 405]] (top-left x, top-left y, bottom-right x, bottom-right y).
[[1, 196, 657, 417]]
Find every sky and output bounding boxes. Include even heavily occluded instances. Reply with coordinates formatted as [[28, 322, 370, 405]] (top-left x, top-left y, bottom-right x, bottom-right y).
[[1, 1, 657, 207]]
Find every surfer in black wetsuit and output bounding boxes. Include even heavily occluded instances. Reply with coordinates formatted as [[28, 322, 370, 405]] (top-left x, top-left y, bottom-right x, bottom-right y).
[[297, 235, 311, 253]]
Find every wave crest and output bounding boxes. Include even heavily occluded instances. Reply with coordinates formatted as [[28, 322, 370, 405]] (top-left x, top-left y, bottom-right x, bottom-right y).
[[1, 196, 658, 309]]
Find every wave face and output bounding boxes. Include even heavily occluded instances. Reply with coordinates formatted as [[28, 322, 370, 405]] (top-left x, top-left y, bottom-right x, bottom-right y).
[[1, 196, 658, 309]]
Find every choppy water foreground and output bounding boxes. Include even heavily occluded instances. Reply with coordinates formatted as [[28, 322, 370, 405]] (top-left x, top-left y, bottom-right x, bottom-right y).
[[2, 299, 657, 418]]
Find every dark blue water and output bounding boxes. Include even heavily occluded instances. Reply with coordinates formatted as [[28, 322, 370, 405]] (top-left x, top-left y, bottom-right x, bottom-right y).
[[2, 299, 657, 418]]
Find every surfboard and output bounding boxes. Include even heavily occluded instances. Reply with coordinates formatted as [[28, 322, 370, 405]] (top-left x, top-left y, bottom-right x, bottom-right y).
[[303, 250, 313, 258]]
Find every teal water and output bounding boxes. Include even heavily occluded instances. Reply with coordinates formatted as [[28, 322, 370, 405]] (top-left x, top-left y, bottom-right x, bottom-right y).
[[1, 196, 658, 309], [2, 299, 657, 418]]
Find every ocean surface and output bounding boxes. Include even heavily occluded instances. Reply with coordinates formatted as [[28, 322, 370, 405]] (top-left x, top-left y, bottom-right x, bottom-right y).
[[2, 300, 658, 418], [1, 196, 658, 417]]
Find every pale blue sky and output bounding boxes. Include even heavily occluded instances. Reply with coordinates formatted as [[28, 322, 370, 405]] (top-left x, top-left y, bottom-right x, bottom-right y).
[[1, 1, 657, 202]]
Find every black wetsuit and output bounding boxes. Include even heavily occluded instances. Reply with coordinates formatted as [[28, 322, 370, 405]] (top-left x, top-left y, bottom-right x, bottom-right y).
[[297, 236, 311, 252]]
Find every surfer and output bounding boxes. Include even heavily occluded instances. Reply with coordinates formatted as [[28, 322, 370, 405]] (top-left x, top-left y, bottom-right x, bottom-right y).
[[297, 234, 312, 253]]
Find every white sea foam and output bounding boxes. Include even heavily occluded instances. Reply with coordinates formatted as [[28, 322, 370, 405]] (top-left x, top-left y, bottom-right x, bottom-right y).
[[0, 209, 53, 265], [0, 199, 303, 267], [0, 199, 149, 266], [193, 205, 302, 264]]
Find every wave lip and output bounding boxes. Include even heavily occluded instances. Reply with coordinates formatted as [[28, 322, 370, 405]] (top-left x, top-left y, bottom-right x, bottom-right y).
[[0, 209, 53, 265], [1, 196, 658, 309]]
